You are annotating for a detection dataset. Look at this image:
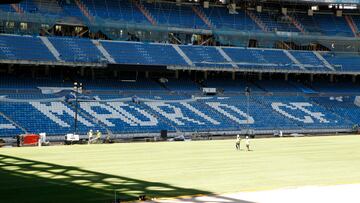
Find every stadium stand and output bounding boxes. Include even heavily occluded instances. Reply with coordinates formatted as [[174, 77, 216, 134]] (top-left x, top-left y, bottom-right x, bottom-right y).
[[311, 96, 360, 125], [100, 41, 188, 66], [251, 11, 299, 32], [222, 47, 298, 70], [81, 0, 149, 23], [0, 35, 55, 62], [202, 79, 264, 93], [48, 36, 103, 63], [0, 76, 359, 138], [0, 0, 359, 141], [179, 45, 232, 68], [322, 52, 360, 72], [143, 2, 206, 29], [0, 114, 23, 137], [1, 34, 360, 72], [200, 7, 260, 31], [0, 0, 358, 38]]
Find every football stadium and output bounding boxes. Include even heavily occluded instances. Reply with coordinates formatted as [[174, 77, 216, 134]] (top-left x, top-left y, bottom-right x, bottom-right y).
[[0, 0, 360, 202]]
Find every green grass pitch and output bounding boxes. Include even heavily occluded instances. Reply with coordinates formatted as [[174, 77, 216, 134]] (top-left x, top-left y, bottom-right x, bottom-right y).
[[1, 135, 360, 202]]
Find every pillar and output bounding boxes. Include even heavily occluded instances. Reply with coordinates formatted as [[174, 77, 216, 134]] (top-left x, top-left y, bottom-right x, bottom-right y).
[[80, 67, 85, 77], [31, 68, 36, 78], [45, 67, 49, 76], [91, 68, 95, 80]]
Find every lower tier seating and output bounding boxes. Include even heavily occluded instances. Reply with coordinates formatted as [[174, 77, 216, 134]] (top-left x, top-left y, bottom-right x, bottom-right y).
[[0, 94, 357, 137]]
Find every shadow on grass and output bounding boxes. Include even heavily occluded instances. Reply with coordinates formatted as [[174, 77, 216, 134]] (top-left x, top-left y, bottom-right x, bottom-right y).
[[0, 154, 254, 203]]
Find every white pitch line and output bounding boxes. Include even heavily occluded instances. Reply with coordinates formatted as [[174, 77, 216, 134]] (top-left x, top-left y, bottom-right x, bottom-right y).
[[141, 183, 360, 203]]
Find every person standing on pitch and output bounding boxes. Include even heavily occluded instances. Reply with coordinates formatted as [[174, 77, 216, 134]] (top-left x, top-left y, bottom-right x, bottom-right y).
[[96, 130, 102, 143], [88, 129, 93, 144], [235, 134, 241, 150], [245, 136, 250, 151]]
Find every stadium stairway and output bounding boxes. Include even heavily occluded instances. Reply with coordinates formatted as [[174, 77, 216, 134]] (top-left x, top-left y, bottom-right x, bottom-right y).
[[215, 47, 239, 69], [11, 4, 24, 14], [171, 44, 193, 66], [344, 15, 359, 37], [251, 11, 299, 33], [245, 10, 268, 32], [283, 50, 306, 70], [132, 0, 157, 26], [313, 51, 335, 71], [286, 14, 306, 33], [192, 6, 214, 29], [39, 36, 62, 61], [93, 40, 116, 64], [0, 111, 26, 135], [75, 0, 94, 22]]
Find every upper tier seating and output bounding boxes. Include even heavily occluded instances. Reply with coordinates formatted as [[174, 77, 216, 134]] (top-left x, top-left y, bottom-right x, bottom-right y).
[[0, 34, 360, 73], [82, 0, 148, 23], [144, 2, 206, 29], [0, 4, 15, 12], [200, 7, 260, 31], [291, 13, 353, 37], [251, 11, 299, 32], [100, 41, 188, 66], [222, 48, 298, 70], [0, 0, 357, 37], [21, 0, 64, 17], [179, 45, 232, 68], [289, 51, 330, 71], [0, 35, 55, 61], [48, 37, 103, 63], [322, 52, 360, 72]]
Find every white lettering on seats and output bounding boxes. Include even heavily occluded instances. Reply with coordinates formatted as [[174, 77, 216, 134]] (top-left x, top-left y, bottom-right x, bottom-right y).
[[0, 124, 16, 129], [271, 102, 329, 123], [107, 102, 158, 126], [206, 102, 254, 124], [180, 102, 220, 125], [145, 102, 205, 125], [30, 102, 93, 127], [80, 102, 151, 127]]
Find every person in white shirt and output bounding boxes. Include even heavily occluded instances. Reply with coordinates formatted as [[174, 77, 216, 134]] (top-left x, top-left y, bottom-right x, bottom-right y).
[[245, 136, 250, 151], [88, 130, 93, 144], [235, 134, 241, 150]]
